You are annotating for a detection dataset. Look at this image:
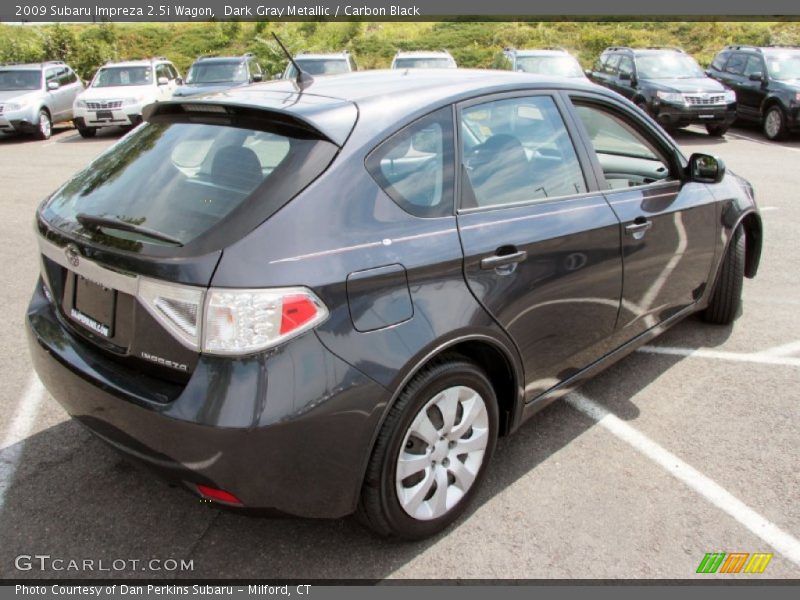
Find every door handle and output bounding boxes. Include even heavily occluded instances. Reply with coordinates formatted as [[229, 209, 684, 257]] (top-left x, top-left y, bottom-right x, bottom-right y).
[[480, 249, 528, 270], [625, 219, 653, 239]]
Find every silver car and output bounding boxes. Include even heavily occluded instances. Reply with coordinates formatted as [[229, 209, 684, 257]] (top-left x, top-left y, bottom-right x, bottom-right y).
[[0, 61, 84, 140]]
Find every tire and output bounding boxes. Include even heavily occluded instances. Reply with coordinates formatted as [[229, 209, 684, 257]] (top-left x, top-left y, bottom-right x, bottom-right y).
[[77, 126, 97, 138], [357, 355, 499, 539], [705, 123, 729, 137], [703, 226, 745, 325], [763, 105, 787, 141], [34, 109, 51, 141]]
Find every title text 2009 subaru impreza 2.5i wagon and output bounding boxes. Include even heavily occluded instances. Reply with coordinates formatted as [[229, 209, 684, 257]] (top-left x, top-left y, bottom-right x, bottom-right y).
[[27, 69, 762, 539]]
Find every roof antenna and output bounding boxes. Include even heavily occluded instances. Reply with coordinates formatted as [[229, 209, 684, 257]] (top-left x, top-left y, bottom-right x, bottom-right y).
[[271, 32, 314, 90]]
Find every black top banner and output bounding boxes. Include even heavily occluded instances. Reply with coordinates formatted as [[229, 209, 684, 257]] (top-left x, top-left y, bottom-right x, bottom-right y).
[[3, 0, 800, 22]]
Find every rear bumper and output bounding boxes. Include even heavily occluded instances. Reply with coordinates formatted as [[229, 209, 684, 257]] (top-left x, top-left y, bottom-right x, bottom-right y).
[[26, 279, 388, 518], [653, 102, 737, 128]]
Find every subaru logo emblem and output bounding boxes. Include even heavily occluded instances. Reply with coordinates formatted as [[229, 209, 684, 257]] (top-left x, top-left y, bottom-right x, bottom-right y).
[[65, 244, 80, 268]]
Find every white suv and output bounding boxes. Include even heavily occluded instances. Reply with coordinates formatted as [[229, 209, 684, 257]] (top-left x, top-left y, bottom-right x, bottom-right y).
[[391, 50, 457, 69], [73, 58, 181, 138]]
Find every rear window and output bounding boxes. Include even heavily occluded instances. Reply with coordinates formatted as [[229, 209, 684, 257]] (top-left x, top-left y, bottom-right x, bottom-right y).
[[41, 121, 330, 249]]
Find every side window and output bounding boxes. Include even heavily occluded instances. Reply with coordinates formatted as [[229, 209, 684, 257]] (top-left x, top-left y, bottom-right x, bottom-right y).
[[604, 55, 621, 75], [744, 56, 764, 77], [593, 56, 606, 72], [349, 56, 358, 71], [725, 53, 747, 75], [572, 101, 672, 190], [58, 67, 77, 85], [711, 51, 730, 71], [251, 61, 262, 77], [45, 68, 59, 83], [156, 64, 170, 80], [168, 64, 179, 80], [459, 96, 587, 208], [618, 56, 634, 77], [366, 106, 454, 218]]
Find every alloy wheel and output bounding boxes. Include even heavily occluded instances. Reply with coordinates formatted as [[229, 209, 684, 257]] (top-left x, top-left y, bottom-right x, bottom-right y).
[[395, 385, 489, 521], [39, 112, 51, 139], [764, 109, 782, 139]]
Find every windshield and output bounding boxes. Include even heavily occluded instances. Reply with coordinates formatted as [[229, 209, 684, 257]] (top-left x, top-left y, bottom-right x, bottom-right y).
[[186, 61, 247, 84], [92, 66, 152, 88], [287, 59, 349, 78], [394, 57, 455, 69], [0, 70, 41, 91], [636, 53, 705, 79], [41, 121, 325, 248], [765, 52, 800, 81], [515, 56, 583, 77]]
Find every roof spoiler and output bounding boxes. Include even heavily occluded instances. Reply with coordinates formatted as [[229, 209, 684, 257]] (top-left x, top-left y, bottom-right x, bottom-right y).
[[142, 98, 357, 147]]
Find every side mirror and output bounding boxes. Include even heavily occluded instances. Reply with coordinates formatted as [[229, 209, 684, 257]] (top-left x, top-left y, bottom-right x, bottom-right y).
[[176, 77, 184, 85], [157, 76, 169, 86], [749, 72, 765, 82], [252, 73, 263, 82], [273, 73, 283, 80], [47, 81, 60, 91], [687, 153, 726, 184], [619, 72, 631, 81], [584, 69, 593, 78]]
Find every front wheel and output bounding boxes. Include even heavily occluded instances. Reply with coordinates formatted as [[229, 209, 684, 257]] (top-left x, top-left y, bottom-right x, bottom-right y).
[[763, 106, 787, 141], [34, 109, 51, 141], [357, 356, 498, 539], [706, 123, 730, 137], [703, 226, 744, 325]]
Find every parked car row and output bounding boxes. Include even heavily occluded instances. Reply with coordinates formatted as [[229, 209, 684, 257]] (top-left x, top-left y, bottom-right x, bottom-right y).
[[1, 44, 798, 141]]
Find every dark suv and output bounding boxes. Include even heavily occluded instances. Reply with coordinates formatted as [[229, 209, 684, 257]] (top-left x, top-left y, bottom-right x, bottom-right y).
[[173, 53, 263, 98], [589, 47, 737, 136], [27, 70, 761, 539], [706, 45, 800, 140]]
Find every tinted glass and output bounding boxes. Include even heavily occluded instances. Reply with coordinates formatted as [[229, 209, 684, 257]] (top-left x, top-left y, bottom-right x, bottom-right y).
[[42, 122, 319, 246], [460, 96, 586, 207], [0, 70, 40, 91], [59, 68, 78, 85], [604, 55, 621, 74], [514, 56, 584, 78], [287, 59, 349, 77], [765, 51, 800, 81], [573, 103, 671, 189], [187, 61, 247, 84], [618, 56, 634, 77], [636, 53, 705, 78], [711, 51, 730, 71], [394, 58, 455, 69], [366, 107, 454, 218], [724, 54, 747, 75], [93, 66, 152, 87], [744, 56, 765, 77]]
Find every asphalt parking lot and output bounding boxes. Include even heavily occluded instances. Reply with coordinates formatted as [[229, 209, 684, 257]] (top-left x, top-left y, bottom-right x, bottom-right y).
[[0, 122, 798, 580]]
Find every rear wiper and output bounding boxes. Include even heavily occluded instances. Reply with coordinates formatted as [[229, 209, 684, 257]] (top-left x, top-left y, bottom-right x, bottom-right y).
[[76, 213, 183, 246]]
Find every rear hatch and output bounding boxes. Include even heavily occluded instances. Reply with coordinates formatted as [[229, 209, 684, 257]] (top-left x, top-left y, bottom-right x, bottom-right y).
[[36, 95, 355, 397]]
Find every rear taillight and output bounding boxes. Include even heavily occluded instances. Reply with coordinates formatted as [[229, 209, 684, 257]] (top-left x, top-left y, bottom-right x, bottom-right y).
[[196, 484, 242, 505], [135, 280, 328, 356]]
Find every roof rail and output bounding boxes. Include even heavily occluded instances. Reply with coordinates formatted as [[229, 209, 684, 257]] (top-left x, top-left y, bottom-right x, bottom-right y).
[[726, 44, 800, 51], [604, 46, 633, 52], [42, 60, 66, 66], [150, 56, 168, 62], [242, 52, 255, 58], [542, 46, 568, 52], [644, 46, 685, 53]]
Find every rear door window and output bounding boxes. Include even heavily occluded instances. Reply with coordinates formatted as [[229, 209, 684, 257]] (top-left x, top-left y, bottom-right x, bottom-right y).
[[459, 95, 587, 208], [41, 120, 335, 249], [366, 107, 455, 218]]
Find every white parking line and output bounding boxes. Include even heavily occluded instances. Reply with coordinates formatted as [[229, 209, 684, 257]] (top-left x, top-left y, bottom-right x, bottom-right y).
[[637, 345, 800, 367], [727, 131, 800, 153], [0, 374, 46, 510], [566, 392, 800, 567]]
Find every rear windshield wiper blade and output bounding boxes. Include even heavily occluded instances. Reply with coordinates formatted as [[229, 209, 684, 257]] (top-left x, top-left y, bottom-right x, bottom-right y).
[[76, 213, 184, 246]]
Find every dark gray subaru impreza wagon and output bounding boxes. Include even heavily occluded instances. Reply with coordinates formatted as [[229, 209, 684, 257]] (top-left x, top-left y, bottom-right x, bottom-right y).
[[27, 69, 762, 539]]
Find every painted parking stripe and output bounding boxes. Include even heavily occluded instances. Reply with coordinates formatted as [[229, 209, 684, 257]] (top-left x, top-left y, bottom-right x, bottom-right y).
[[566, 392, 800, 567], [637, 345, 800, 367], [0, 374, 46, 509], [726, 131, 800, 153]]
